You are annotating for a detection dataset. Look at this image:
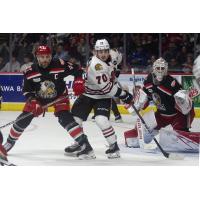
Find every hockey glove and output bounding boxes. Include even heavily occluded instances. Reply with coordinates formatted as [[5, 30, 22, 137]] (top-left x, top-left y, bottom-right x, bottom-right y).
[[73, 78, 85, 96], [24, 98, 44, 117], [115, 88, 133, 104]]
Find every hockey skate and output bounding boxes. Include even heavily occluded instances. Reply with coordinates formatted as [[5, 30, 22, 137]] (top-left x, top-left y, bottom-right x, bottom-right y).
[[3, 137, 16, 152], [105, 142, 120, 159], [64, 142, 82, 157], [77, 140, 96, 160], [65, 136, 96, 160]]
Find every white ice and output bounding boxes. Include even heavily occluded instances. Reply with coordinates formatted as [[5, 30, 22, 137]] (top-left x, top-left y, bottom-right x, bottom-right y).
[[0, 111, 199, 166]]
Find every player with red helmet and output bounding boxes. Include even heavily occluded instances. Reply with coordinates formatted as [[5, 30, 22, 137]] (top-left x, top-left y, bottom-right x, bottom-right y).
[[3, 45, 95, 159]]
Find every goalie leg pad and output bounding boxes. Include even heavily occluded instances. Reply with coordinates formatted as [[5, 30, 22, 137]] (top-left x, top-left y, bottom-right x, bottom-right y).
[[124, 129, 139, 148]]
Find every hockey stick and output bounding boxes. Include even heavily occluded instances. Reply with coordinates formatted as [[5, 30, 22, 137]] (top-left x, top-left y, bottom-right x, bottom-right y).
[[131, 68, 136, 93], [0, 94, 72, 130], [130, 103, 184, 160], [0, 157, 16, 166]]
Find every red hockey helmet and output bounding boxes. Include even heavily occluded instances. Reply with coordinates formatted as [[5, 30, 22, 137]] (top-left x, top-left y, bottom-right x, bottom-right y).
[[35, 45, 51, 56], [36, 45, 52, 68]]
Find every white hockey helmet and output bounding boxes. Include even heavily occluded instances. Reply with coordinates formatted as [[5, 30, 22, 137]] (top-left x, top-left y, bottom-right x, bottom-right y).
[[152, 57, 168, 82], [110, 49, 122, 66], [95, 39, 110, 51]]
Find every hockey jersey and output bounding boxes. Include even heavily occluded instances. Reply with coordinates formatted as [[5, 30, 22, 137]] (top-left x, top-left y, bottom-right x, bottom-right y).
[[143, 73, 182, 116], [23, 59, 82, 105], [84, 55, 118, 99]]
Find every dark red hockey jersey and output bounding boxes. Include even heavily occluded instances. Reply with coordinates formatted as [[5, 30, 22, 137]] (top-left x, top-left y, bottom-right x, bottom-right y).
[[23, 59, 83, 105], [143, 73, 182, 116]]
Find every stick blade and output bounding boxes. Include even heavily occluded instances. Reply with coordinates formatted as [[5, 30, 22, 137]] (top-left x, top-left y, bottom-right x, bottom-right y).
[[168, 153, 185, 160]]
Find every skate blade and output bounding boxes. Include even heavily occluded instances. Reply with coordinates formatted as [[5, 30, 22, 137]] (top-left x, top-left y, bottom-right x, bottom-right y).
[[78, 151, 96, 160], [64, 152, 79, 157], [107, 151, 120, 159], [115, 119, 123, 123]]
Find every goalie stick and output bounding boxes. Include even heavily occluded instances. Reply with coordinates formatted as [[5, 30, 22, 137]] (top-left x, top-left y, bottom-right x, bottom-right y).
[[130, 103, 184, 160], [0, 93, 73, 130]]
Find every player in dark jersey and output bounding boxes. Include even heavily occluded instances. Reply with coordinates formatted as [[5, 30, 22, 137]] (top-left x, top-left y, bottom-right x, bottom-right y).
[[3, 45, 95, 159], [0, 131, 8, 166], [124, 58, 195, 147]]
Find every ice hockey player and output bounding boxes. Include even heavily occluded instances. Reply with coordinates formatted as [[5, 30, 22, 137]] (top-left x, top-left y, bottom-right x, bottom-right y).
[[65, 39, 133, 158], [91, 48, 123, 122], [124, 57, 199, 152], [3, 45, 95, 159], [0, 131, 8, 166]]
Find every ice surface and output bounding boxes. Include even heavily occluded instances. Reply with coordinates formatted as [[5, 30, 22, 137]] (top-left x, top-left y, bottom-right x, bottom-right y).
[[0, 111, 199, 166]]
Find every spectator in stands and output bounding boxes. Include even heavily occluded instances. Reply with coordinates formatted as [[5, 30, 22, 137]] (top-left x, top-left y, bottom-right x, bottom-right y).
[[176, 46, 188, 65], [147, 55, 157, 71], [1, 55, 20, 72], [182, 54, 193, 73], [168, 58, 179, 71], [53, 43, 69, 61], [128, 45, 148, 69], [20, 53, 34, 72], [163, 42, 178, 63], [0, 56, 6, 71], [77, 37, 87, 64]]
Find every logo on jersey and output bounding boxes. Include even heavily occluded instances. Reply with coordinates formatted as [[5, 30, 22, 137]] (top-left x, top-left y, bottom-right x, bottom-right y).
[[95, 63, 103, 71], [148, 89, 153, 93], [152, 93, 166, 111], [38, 80, 57, 99]]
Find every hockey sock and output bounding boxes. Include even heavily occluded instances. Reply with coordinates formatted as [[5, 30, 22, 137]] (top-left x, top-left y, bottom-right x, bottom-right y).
[[66, 122, 84, 141], [102, 126, 117, 145], [8, 124, 24, 141]]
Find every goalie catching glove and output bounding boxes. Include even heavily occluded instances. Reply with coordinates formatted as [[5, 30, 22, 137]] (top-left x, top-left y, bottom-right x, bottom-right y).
[[174, 90, 193, 115]]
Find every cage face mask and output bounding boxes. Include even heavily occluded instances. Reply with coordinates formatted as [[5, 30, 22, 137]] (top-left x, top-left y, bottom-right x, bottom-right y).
[[152, 57, 168, 82]]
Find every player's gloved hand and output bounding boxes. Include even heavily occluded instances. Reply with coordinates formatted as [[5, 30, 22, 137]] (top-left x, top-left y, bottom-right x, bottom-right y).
[[119, 90, 133, 104], [27, 98, 44, 117], [73, 78, 85, 96]]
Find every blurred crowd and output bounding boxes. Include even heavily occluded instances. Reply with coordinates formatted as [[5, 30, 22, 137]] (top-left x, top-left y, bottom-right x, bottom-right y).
[[0, 33, 199, 73]]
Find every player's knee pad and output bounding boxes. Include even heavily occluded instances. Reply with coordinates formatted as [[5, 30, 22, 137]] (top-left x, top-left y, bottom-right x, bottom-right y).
[[95, 115, 110, 130], [57, 111, 75, 128]]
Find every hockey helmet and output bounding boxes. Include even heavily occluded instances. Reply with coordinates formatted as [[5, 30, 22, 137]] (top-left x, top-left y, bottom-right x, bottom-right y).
[[36, 45, 52, 68], [152, 57, 168, 82], [95, 39, 110, 51], [36, 45, 51, 55]]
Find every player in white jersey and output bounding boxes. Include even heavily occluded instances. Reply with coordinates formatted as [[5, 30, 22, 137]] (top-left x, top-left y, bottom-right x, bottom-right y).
[[91, 48, 123, 122], [65, 39, 133, 158]]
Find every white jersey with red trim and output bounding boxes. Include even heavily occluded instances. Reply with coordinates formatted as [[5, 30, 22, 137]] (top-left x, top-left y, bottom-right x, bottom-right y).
[[84, 55, 117, 99]]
